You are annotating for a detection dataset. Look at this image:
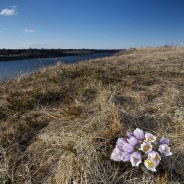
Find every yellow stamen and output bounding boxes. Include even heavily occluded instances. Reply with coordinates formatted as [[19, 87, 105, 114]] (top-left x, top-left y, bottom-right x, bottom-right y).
[[144, 144, 151, 152], [146, 159, 154, 167], [155, 154, 159, 161], [147, 137, 154, 142]]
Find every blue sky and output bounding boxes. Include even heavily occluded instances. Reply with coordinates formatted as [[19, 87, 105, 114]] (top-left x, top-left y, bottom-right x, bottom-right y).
[[0, 0, 184, 49]]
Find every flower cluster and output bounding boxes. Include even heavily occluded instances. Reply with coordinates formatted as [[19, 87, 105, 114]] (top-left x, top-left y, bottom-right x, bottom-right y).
[[111, 128, 172, 172]]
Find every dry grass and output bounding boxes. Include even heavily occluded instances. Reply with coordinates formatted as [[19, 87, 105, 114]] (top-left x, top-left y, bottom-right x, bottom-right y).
[[0, 46, 184, 183]]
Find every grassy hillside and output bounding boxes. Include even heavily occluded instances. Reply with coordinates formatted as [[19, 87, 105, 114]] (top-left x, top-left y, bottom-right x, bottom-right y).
[[0, 47, 184, 183]]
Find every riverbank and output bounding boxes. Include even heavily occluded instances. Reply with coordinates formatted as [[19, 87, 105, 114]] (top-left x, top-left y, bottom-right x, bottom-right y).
[[0, 49, 119, 61], [0, 52, 115, 83], [0, 47, 184, 183]]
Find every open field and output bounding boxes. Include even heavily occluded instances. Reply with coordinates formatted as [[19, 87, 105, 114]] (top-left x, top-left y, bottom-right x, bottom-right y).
[[0, 47, 184, 183]]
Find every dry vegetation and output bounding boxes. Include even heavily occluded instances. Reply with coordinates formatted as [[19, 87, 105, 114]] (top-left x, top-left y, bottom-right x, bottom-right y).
[[0, 46, 184, 183]]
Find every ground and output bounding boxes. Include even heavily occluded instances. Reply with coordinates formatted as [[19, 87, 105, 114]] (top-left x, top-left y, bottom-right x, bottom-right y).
[[0, 47, 184, 183]]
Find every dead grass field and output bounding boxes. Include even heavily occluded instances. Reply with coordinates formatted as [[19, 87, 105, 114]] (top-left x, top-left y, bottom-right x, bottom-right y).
[[0, 46, 184, 183]]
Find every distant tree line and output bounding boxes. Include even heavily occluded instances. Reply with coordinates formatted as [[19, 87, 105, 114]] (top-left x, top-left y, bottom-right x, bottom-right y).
[[0, 48, 118, 57], [0, 48, 67, 56], [0, 48, 119, 61]]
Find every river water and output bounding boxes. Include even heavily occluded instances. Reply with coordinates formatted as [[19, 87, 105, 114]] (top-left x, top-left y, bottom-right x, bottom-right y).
[[0, 52, 113, 82]]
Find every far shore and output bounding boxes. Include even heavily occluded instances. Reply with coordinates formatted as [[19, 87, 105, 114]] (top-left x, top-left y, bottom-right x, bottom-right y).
[[0, 49, 119, 61]]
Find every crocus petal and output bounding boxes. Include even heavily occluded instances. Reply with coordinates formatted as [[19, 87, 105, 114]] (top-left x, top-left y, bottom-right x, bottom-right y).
[[140, 142, 152, 154], [130, 152, 142, 167], [127, 131, 134, 138], [116, 138, 128, 150], [159, 137, 169, 145], [133, 128, 145, 140], [145, 132, 156, 143], [117, 138, 127, 145], [144, 159, 157, 172], [123, 143, 134, 153], [159, 144, 172, 156], [111, 147, 122, 161], [121, 152, 131, 162], [127, 136, 139, 146], [148, 151, 161, 166]]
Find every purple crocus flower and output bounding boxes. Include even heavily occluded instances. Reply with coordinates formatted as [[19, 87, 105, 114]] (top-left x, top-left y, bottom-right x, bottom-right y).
[[130, 151, 142, 167], [127, 131, 134, 138], [133, 128, 145, 140], [127, 136, 139, 146], [111, 148, 131, 162], [159, 137, 169, 145], [158, 144, 172, 156], [121, 152, 131, 162], [110, 147, 122, 161], [116, 138, 128, 150], [123, 143, 134, 153], [140, 142, 152, 154], [145, 132, 156, 143], [117, 137, 128, 145], [144, 158, 157, 172], [148, 151, 161, 166]]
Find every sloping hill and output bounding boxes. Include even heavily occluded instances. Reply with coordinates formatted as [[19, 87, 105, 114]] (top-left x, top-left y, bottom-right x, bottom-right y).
[[0, 47, 184, 183]]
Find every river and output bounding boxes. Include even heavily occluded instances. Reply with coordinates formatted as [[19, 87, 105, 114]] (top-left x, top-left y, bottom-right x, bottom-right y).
[[0, 52, 113, 82]]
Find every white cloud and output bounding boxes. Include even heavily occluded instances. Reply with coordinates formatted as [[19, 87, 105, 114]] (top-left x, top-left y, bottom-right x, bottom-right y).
[[0, 8, 17, 16], [23, 29, 35, 33]]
